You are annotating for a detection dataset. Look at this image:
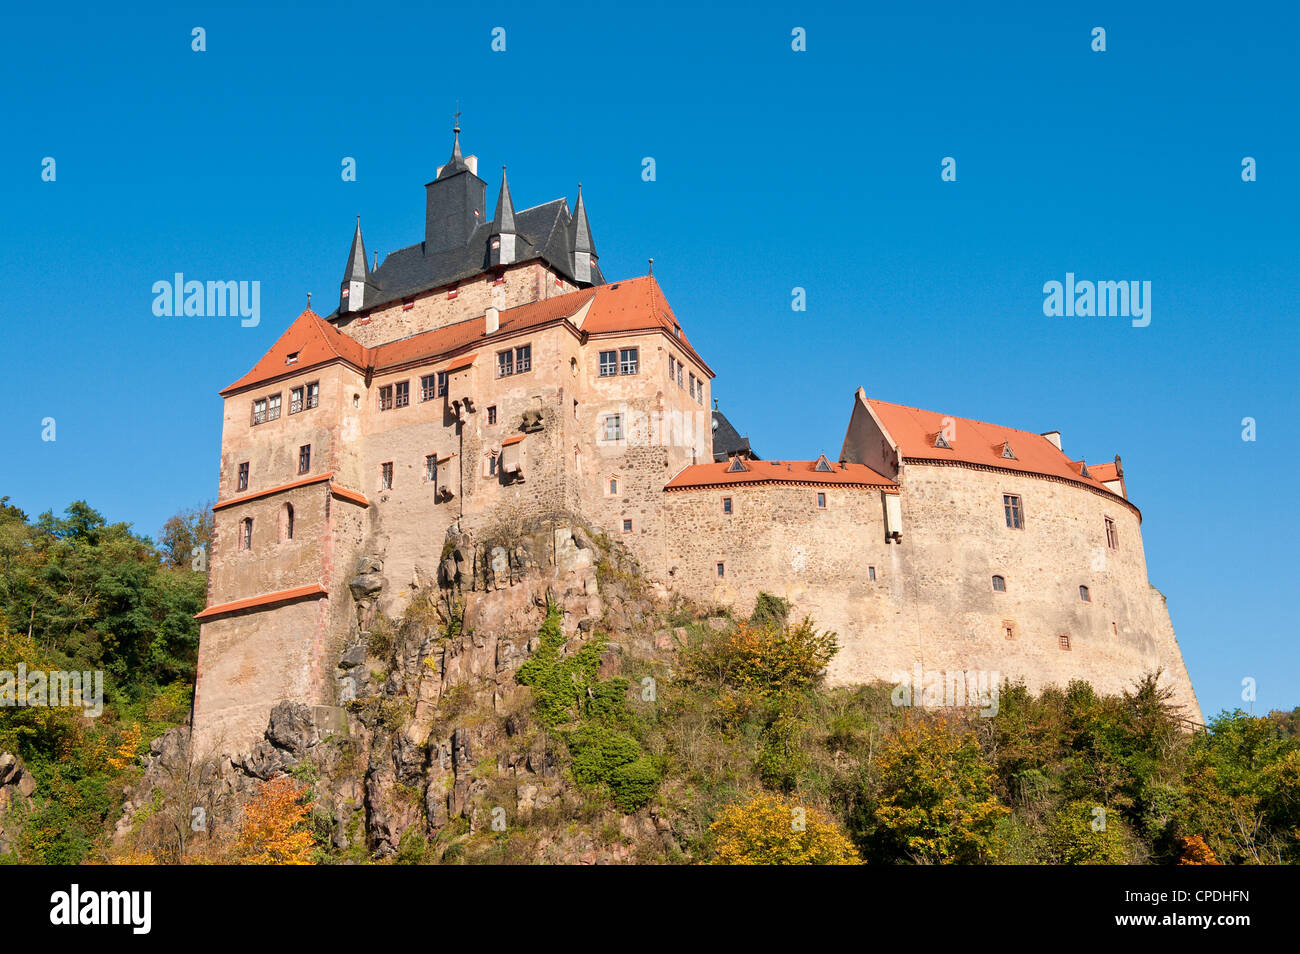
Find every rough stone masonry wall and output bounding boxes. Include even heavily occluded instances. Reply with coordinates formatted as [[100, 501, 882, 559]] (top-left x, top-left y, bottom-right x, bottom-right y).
[[892, 462, 1201, 721], [334, 262, 578, 348]]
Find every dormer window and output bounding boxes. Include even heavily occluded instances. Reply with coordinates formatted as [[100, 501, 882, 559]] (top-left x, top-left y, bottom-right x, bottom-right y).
[[813, 455, 834, 473], [1001, 442, 1016, 460], [934, 433, 952, 450], [726, 457, 749, 474], [285, 351, 299, 366]]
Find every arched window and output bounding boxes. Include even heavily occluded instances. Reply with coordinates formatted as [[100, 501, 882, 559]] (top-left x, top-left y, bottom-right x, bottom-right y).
[[1079, 585, 1091, 602], [241, 517, 253, 551], [279, 503, 294, 542], [991, 575, 1006, 592]]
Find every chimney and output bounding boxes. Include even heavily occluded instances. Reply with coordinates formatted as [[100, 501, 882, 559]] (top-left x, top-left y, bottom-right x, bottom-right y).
[[1041, 430, 1062, 451], [485, 306, 499, 335]]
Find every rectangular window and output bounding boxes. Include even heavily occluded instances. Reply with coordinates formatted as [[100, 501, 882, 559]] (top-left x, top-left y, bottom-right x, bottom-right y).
[[689, 374, 696, 399], [668, 356, 676, 381], [252, 398, 267, 425], [1058, 633, 1072, 651], [722, 497, 732, 515], [697, 378, 704, 405], [609, 478, 618, 495], [497, 350, 514, 377], [290, 386, 304, 414], [241, 518, 252, 551], [425, 455, 437, 484], [619, 348, 639, 374], [515, 345, 531, 373], [305, 382, 319, 409], [868, 566, 877, 581], [266, 393, 281, 421], [623, 519, 633, 533], [378, 385, 394, 411], [380, 462, 393, 490], [716, 562, 725, 578], [1004, 622, 1016, 640], [599, 350, 618, 377], [1105, 516, 1118, 549], [603, 414, 623, 442], [487, 454, 498, 477], [298, 444, 310, 475], [677, 364, 684, 388], [395, 381, 409, 408], [487, 405, 497, 425], [1003, 494, 1023, 529], [421, 374, 437, 402], [237, 462, 249, 492], [437, 371, 448, 397], [816, 492, 827, 509]]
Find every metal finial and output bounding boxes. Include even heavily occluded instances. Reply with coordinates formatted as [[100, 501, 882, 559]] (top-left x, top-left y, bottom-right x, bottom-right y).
[[307, 291, 312, 309], [648, 257, 654, 275]]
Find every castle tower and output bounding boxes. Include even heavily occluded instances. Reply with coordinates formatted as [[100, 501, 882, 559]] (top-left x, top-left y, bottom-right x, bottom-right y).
[[424, 121, 486, 254], [339, 217, 374, 314], [571, 184, 597, 284]]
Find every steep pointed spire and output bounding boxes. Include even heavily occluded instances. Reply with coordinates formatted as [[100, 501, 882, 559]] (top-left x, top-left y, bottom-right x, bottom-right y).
[[572, 183, 596, 256], [339, 216, 371, 313], [492, 166, 516, 233], [488, 166, 518, 267], [571, 184, 597, 284], [343, 215, 369, 284], [436, 114, 470, 179]]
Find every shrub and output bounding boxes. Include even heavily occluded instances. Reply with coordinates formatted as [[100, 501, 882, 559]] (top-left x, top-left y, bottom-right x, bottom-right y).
[[710, 792, 861, 865]]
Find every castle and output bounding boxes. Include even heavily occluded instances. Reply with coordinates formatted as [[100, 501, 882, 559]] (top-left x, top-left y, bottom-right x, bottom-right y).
[[192, 128, 1201, 758]]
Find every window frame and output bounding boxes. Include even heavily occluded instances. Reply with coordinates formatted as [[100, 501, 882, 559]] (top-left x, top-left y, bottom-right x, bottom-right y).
[[298, 444, 310, 475], [380, 461, 393, 491], [619, 347, 639, 375], [290, 386, 304, 415], [991, 574, 1006, 592], [598, 350, 618, 377], [1105, 516, 1118, 550], [237, 462, 249, 492], [378, 384, 394, 411], [1003, 494, 1024, 529]]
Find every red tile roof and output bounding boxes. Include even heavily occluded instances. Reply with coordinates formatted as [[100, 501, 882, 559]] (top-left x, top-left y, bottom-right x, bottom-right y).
[[1090, 461, 1120, 483], [221, 309, 368, 395], [211, 472, 370, 511], [195, 583, 327, 621], [866, 399, 1121, 498], [221, 276, 708, 396], [665, 459, 897, 491]]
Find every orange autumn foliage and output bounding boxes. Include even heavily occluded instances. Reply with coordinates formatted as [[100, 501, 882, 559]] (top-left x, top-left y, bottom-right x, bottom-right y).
[[233, 776, 316, 865]]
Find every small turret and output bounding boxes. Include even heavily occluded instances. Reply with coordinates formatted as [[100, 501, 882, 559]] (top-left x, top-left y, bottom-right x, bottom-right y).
[[571, 184, 597, 284], [339, 216, 372, 313], [424, 118, 486, 254], [488, 167, 518, 267]]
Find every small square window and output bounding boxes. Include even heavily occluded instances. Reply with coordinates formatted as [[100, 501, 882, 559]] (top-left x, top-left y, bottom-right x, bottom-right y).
[[722, 497, 732, 515], [286, 351, 299, 366], [623, 519, 633, 533], [402, 298, 415, 311], [603, 415, 623, 442], [1058, 633, 1072, 651], [487, 405, 497, 425]]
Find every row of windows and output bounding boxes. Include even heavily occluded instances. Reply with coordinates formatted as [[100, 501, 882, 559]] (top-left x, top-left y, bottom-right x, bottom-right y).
[[599, 348, 639, 377], [235, 445, 312, 492], [666, 355, 705, 404], [1003, 494, 1120, 549], [251, 382, 319, 425], [991, 574, 1092, 602], [236, 504, 295, 550], [496, 344, 532, 378]]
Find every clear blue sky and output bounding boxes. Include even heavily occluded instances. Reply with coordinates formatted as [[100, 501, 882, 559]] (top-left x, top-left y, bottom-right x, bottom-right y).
[[2, 2, 1295, 719]]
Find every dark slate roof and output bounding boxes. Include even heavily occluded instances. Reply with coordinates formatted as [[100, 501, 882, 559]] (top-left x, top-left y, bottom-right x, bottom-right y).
[[572, 185, 596, 256], [712, 409, 758, 462], [341, 218, 371, 285], [327, 196, 604, 320], [491, 169, 516, 234]]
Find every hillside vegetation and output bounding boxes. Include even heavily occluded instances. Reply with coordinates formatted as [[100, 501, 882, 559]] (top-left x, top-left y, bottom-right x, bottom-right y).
[[1, 499, 1297, 865]]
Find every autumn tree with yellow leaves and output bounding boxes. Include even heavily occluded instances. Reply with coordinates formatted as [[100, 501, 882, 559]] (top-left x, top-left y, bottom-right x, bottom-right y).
[[232, 776, 316, 865]]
